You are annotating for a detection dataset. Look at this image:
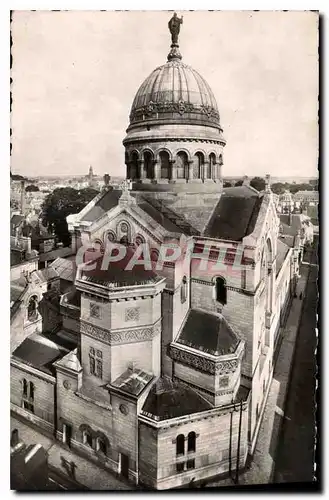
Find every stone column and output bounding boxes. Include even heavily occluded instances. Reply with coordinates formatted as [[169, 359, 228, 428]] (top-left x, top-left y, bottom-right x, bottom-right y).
[[138, 159, 145, 179], [170, 160, 176, 181], [188, 160, 194, 181], [153, 160, 160, 180], [203, 161, 210, 181]]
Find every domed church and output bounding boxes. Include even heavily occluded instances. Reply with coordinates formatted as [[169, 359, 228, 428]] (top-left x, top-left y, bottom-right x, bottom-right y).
[[10, 14, 299, 490]]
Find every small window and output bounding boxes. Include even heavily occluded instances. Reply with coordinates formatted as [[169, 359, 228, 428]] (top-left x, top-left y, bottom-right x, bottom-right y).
[[187, 432, 196, 453], [215, 277, 227, 305], [23, 379, 28, 397], [83, 430, 93, 447], [29, 382, 34, 401], [97, 438, 107, 455], [180, 276, 187, 304], [176, 434, 185, 456], [187, 459, 195, 470], [176, 462, 184, 473]]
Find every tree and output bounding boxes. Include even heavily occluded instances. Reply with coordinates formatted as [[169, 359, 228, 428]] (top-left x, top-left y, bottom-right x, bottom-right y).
[[250, 177, 265, 192], [41, 187, 99, 246], [25, 184, 39, 192], [271, 182, 286, 195], [235, 180, 243, 186], [223, 181, 233, 187]]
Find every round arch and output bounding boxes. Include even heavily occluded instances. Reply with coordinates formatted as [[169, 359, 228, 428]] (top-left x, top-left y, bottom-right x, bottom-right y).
[[141, 148, 155, 179], [27, 294, 39, 322], [155, 147, 173, 162], [176, 150, 189, 179]]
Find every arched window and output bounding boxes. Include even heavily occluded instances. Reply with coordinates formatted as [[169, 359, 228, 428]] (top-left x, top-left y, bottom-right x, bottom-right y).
[[29, 382, 34, 401], [194, 152, 204, 179], [176, 151, 188, 179], [96, 437, 107, 455], [135, 235, 145, 247], [176, 434, 185, 456], [83, 429, 93, 447], [120, 236, 129, 246], [214, 277, 227, 305], [187, 432, 196, 453], [22, 379, 28, 397], [143, 150, 154, 179], [159, 151, 170, 179], [106, 231, 116, 243], [181, 276, 187, 304], [130, 152, 139, 180], [27, 296, 38, 321], [209, 153, 217, 179]]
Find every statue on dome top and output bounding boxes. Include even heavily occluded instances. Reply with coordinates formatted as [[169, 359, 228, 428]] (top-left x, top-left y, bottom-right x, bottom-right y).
[[168, 12, 183, 45]]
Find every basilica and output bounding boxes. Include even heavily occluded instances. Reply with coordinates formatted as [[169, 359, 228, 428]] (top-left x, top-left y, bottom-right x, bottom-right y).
[[10, 16, 305, 489]]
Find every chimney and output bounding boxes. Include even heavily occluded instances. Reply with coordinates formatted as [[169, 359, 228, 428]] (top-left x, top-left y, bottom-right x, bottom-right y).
[[20, 180, 26, 215], [265, 174, 271, 193], [242, 175, 250, 186]]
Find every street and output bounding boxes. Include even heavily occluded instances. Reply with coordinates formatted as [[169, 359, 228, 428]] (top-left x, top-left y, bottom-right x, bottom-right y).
[[273, 241, 318, 483]]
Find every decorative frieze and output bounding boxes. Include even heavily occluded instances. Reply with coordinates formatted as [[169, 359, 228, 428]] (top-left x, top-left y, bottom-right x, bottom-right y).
[[80, 319, 161, 346], [169, 346, 238, 375]]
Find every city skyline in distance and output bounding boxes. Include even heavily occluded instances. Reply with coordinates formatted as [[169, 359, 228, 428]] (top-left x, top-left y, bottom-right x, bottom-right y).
[[11, 11, 318, 179]]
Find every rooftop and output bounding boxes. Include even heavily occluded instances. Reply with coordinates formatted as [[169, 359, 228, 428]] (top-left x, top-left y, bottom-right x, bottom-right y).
[[110, 366, 154, 397], [80, 247, 163, 288], [141, 377, 212, 421], [176, 308, 240, 356], [12, 331, 77, 376], [276, 239, 290, 276], [204, 188, 263, 241], [51, 256, 76, 282]]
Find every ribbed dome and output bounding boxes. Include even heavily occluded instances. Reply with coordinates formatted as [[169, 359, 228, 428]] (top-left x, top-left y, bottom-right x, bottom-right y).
[[129, 59, 220, 129]]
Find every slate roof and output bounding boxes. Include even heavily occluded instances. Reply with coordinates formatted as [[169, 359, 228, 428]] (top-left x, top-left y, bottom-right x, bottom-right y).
[[81, 189, 122, 222], [204, 188, 263, 241], [11, 277, 27, 304], [11, 214, 24, 226], [51, 256, 76, 282], [38, 247, 74, 263], [12, 332, 75, 376], [141, 377, 212, 421], [276, 239, 290, 276], [80, 247, 163, 288], [176, 308, 240, 356]]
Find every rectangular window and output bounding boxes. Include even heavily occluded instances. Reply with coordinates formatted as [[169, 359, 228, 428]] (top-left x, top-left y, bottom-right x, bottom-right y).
[[89, 347, 103, 379], [187, 459, 195, 470], [176, 462, 184, 473], [22, 381, 35, 414]]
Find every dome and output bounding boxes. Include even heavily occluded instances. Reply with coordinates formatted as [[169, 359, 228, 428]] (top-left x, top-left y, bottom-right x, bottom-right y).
[[128, 59, 221, 130]]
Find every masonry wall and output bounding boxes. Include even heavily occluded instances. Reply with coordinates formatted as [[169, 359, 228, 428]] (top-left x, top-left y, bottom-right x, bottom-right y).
[[139, 423, 158, 487], [111, 394, 138, 477], [11, 363, 55, 433], [148, 406, 248, 490]]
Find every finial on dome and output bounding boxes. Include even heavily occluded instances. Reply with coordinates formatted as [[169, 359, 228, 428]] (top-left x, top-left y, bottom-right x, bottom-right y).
[[167, 12, 183, 61]]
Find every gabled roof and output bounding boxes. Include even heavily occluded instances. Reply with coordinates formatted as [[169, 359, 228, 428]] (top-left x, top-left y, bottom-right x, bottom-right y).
[[204, 187, 263, 241], [176, 308, 240, 356], [11, 214, 24, 226]]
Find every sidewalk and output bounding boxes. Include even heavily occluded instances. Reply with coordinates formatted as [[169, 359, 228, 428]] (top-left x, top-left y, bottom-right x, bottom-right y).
[[206, 264, 310, 487], [10, 416, 134, 491]]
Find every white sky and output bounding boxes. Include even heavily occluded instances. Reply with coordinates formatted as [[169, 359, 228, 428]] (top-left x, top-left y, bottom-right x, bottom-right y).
[[10, 10, 319, 178]]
